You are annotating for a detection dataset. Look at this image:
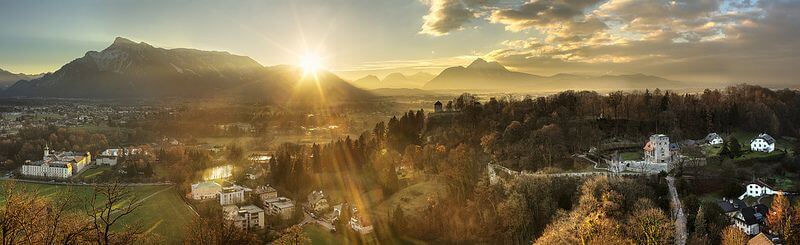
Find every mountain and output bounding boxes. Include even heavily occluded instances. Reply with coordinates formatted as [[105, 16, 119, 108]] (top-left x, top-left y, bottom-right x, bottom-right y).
[[423, 59, 685, 91], [351, 72, 434, 89], [3, 37, 372, 105], [0, 68, 41, 89]]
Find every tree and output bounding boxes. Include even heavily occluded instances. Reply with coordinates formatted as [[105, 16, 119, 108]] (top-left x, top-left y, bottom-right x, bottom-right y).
[[626, 207, 674, 245], [85, 183, 144, 245], [694, 206, 708, 238], [721, 226, 748, 245], [768, 193, 792, 235], [273, 225, 310, 245], [727, 137, 742, 159], [184, 216, 259, 245]]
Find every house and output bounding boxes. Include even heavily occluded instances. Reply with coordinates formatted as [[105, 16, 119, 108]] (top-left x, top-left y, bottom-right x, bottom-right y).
[[739, 179, 780, 199], [433, 101, 443, 113], [21, 146, 91, 179], [220, 185, 249, 205], [644, 134, 671, 164], [223, 204, 265, 230], [706, 133, 724, 145], [264, 197, 295, 219], [716, 198, 768, 235], [190, 181, 222, 200], [253, 185, 278, 201], [247, 153, 272, 165], [748, 232, 780, 245], [96, 148, 122, 166], [349, 209, 374, 234], [734, 204, 769, 235], [751, 133, 776, 153], [306, 190, 330, 213]]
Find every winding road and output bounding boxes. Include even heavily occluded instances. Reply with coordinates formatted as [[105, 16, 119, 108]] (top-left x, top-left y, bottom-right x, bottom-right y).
[[666, 176, 687, 245]]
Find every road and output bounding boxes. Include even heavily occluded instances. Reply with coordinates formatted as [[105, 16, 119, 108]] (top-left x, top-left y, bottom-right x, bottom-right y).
[[666, 176, 687, 245], [300, 210, 335, 231], [0, 176, 172, 186]]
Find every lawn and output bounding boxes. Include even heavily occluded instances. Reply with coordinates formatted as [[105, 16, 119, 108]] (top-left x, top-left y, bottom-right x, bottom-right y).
[[0, 180, 195, 244], [619, 151, 642, 161], [75, 165, 113, 181], [702, 131, 790, 162]]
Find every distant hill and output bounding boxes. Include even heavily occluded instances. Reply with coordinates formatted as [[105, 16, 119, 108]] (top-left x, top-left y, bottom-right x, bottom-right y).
[[2, 37, 372, 105], [423, 59, 686, 91], [352, 72, 434, 89], [0, 68, 41, 89]]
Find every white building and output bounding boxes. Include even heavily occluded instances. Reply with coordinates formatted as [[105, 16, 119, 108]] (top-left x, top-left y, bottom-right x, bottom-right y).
[[220, 185, 249, 205], [739, 180, 780, 199], [750, 133, 776, 153], [96, 148, 122, 166], [716, 198, 768, 236], [349, 208, 374, 234], [20, 146, 91, 179], [705, 133, 724, 145], [264, 197, 295, 219], [644, 134, 671, 164], [190, 181, 223, 200], [223, 204, 265, 230]]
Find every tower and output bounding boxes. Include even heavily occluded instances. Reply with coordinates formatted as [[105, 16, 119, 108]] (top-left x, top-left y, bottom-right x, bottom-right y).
[[43, 143, 50, 157]]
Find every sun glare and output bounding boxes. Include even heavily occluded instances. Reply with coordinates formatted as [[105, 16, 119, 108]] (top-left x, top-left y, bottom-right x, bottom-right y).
[[300, 53, 323, 74]]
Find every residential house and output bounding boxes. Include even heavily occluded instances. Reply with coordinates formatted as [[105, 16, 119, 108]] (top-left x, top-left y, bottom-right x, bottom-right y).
[[751, 133, 776, 153], [190, 181, 222, 200], [306, 190, 330, 213], [739, 179, 780, 199], [706, 133, 724, 145], [748, 232, 780, 245], [264, 197, 295, 219], [223, 204, 265, 230], [716, 198, 768, 235]]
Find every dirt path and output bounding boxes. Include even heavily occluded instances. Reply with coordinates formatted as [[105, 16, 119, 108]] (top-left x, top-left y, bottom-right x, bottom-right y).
[[666, 176, 687, 245]]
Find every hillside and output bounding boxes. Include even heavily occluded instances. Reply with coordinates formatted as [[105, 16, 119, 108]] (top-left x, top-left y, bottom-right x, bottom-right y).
[[0, 68, 41, 89], [423, 59, 686, 91], [351, 72, 434, 89]]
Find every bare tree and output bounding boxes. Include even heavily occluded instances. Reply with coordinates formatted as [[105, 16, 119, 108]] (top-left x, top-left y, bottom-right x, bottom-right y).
[[85, 183, 144, 245]]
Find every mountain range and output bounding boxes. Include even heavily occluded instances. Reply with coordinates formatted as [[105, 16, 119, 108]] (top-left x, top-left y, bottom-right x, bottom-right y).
[[0, 69, 41, 89], [2, 37, 371, 105], [422, 59, 686, 91], [352, 72, 434, 89]]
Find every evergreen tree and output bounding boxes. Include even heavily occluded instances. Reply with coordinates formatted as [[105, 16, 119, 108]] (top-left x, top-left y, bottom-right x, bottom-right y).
[[727, 137, 742, 158], [719, 141, 731, 158], [694, 206, 707, 236]]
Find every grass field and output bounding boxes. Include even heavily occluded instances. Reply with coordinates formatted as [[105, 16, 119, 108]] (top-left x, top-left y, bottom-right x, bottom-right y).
[[0, 180, 195, 244], [619, 151, 642, 161]]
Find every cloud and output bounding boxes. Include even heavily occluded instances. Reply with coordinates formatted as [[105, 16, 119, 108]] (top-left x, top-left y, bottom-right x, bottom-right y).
[[419, 0, 498, 36], [481, 0, 800, 84], [489, 0, 605, 32]]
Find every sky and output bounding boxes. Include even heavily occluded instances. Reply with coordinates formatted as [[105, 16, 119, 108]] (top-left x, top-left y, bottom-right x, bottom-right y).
[[0, 0, 798, 85]]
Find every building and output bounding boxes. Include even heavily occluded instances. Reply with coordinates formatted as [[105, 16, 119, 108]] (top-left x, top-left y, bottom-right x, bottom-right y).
[[739, 179, 780, 199], [264, 197, 295, 219], [223, 204, 265, 230], [247, 153, 272, 165], [253, 185, 278, 201], [644, 134, 671, 164], [751, 133, 776, 153], [705, 133, 724, 145], [748, 232, 780, 245], [433, 101, 443, 113], [96, 148, 122, 166], [190, 181, 223, 200], [349, 209, 374, 234], [716, 198, 768, 235], [20, 146, 91, 179], [306, 190, 330, 213], [220, 185, 249, 205]]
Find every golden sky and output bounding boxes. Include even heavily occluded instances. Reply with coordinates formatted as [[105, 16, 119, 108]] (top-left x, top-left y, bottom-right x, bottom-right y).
[[1, 0, 798, 85]]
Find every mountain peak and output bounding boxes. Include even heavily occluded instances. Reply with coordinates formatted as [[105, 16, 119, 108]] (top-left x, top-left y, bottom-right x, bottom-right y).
[[466, 58, 508, 71], [112, 37, 137, 45]]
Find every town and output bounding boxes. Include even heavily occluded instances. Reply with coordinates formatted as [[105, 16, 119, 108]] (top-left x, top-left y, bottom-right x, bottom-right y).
[[0, 84, 798, 244]]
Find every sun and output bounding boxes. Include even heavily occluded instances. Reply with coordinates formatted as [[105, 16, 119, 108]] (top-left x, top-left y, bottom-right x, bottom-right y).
[[299, 53, 323, 74]]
